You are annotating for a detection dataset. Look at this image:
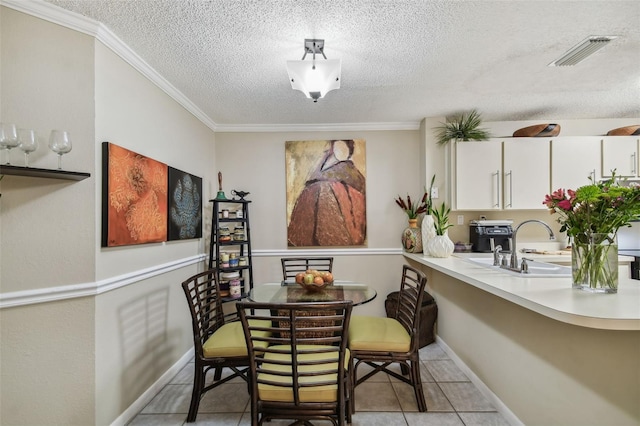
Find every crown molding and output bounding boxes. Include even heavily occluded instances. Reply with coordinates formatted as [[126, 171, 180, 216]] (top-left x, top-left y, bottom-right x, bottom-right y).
[[1, 0, 218, 132], [1, 0, 97, 34], [215, 122, 421, 133]]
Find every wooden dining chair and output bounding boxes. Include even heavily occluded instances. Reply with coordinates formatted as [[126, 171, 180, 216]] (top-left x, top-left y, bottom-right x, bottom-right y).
[[181, 269, 271, 422], [237, 300, 353, 426], [348, 264, 428, 412], [281, 257, 333, 282]]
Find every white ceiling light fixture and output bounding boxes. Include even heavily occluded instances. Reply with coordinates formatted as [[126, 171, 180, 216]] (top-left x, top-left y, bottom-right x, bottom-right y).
[[549, 36, 618, 67], [287, 39, 341, 102]]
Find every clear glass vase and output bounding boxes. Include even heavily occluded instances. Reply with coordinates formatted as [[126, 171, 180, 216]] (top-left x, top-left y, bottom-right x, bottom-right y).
[[571, 232, 618, 293]]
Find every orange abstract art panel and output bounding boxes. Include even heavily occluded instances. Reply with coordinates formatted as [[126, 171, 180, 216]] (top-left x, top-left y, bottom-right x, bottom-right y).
[[102, 142, 168, 247]]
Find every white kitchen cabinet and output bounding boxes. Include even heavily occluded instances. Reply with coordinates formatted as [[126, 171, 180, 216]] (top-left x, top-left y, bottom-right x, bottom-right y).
[[602, 136, 639, 177], [551, 136, 601, 191], [454, 140, 502, 210], [453, 138, 550, 210], [503, 139, 550, 209]]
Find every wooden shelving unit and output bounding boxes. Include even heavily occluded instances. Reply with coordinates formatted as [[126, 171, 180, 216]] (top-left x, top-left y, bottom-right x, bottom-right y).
[[208, 199, 253, 303]]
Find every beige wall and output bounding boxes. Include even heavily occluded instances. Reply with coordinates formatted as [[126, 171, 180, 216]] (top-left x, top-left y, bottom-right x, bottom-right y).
[[1, 7, 215, 425], [1, 299, 96, 425], [215, 130, 423, 317], [216, 131, 422, 250], [93, 41, 216, 424], [0, 7, 96, 292], [93, 42, 216, 280], [1, 7, 97, 426]]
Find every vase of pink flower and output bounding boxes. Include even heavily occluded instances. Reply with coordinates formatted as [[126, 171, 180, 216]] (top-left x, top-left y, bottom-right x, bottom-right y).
[[571, 232, 618, 293], [544, 172, 640, 293]]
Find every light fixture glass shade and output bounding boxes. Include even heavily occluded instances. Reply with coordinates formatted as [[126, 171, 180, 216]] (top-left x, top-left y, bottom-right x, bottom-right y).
[[286, 58, 341, 101]]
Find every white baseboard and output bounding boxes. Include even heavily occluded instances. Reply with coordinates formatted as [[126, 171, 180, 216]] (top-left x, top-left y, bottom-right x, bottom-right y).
[[110, 348, 194, 426], [435, 336, 523, 426]]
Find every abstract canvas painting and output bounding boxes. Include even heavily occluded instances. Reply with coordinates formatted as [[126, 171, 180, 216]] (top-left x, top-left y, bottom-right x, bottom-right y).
[[102, 142, 168, 247], [286, 139, 367, 247], [167, 167, 202, 241]]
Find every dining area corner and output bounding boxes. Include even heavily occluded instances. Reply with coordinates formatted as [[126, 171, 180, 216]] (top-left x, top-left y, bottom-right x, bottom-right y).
[[173, 258, 449, 426]]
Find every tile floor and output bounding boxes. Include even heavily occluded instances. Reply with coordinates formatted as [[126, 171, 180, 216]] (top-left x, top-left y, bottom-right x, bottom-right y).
[[128, 342, 511, 426]]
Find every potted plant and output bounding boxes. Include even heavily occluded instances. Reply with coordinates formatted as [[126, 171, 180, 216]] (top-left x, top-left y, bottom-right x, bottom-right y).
[[432, 202, 453, 235], [426, 202, 455, 257], [434, 109, 491, 146]]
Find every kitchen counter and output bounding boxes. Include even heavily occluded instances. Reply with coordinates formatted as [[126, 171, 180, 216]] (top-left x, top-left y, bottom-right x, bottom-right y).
[[403, 251, 640, 426], [404, 252, 640, 330]]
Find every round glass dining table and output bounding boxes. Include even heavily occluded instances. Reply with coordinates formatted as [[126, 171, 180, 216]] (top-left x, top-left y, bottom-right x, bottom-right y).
[[248, 281, 377, 306]]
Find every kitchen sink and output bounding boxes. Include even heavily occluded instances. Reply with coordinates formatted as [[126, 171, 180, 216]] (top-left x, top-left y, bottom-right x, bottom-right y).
[[465, 257, 571, 278]]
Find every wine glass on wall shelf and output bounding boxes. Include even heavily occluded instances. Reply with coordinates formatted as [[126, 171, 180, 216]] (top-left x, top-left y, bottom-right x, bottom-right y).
[[19, 129, 38, 167], [0, 122, 20, 165], [48, 130, 72, 170]]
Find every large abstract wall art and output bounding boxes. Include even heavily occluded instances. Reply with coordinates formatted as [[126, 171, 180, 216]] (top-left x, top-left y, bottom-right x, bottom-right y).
[[285, 139, 367, 247], [102, 142, 168, 247]]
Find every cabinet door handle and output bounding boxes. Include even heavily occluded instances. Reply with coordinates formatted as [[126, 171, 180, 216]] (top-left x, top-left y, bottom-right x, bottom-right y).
[[632, 153, 636, 175], [493, 170, 500, 208], [506, 170, 513, 208]]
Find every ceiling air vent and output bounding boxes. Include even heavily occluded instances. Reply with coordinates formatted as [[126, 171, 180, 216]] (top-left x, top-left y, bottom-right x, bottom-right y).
[[549, 36, 617, 67]]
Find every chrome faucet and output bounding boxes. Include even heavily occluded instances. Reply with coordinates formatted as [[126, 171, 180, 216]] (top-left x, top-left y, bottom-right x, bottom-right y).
[[510, 220, 556, 269], [493, 245, 502, 266]]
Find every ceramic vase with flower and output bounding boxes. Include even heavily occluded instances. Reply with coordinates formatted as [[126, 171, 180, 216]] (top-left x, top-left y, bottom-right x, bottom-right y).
[[402, 219, 423, 253], [395, 186, 431, 253]]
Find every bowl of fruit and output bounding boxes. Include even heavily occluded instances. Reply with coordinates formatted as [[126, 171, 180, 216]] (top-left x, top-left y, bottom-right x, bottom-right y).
[[295, 270, 334, 292]]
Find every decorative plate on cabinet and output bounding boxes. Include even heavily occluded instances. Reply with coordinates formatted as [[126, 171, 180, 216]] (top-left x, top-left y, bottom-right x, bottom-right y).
[[606, 125, 640, 136], [512, 123, 561, 137]]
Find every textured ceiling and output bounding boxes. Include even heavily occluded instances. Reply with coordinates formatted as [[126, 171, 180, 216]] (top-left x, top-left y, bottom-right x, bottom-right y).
[[44, 0, 640, 126]]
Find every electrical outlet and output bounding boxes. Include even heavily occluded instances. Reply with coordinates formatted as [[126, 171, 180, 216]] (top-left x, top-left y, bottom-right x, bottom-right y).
[[431, 187, 439, 199], [457, 215, 464, 225]]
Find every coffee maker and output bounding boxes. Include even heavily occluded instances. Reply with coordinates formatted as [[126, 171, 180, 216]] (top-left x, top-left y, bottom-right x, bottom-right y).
[[469, 220, 513, 253]]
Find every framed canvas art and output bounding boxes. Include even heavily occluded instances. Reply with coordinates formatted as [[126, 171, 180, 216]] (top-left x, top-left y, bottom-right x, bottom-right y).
[[285, 139, 367, 247], [167, 167, 202, 241], [102, 142, 168, 247]]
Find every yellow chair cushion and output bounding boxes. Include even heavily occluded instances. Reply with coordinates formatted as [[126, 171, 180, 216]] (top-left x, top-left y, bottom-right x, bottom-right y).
[[348, 315, 411, 352], [257, 345, 350, 403], [202, 319, 271, 358]]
